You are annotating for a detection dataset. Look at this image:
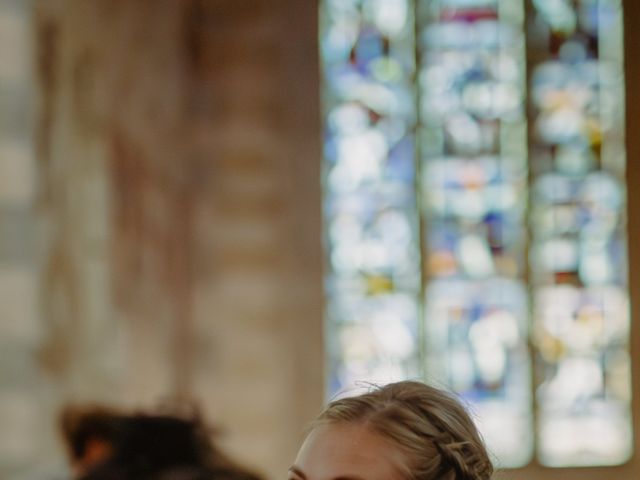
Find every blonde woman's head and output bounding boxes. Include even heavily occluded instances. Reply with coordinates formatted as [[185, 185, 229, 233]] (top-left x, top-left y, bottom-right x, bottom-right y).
[[289, 381, 493, 480]]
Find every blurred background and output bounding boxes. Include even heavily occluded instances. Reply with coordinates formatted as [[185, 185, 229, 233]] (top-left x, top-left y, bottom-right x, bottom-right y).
[[1, 1, 322, 478], [0, 0, 639, 479]]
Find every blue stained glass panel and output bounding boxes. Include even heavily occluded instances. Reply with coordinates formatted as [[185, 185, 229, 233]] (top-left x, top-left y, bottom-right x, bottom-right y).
[[418, 0, 532, 467], [529, 0, 631, 466], [321, 0, 422, 395]]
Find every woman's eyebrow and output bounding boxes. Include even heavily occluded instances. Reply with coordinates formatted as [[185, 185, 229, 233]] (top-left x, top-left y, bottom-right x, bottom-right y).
[[288, 466, 307, 479], [288, 466, 367, 480]]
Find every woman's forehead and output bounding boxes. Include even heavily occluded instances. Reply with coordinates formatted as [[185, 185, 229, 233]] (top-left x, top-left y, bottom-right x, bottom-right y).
[[292, 423, 408, 480]]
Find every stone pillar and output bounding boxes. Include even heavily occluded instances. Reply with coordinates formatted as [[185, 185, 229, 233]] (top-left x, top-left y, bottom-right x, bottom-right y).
[[0, 0, 57, 476], [183, 1, 323, 475], [34, 0, 191, 410]]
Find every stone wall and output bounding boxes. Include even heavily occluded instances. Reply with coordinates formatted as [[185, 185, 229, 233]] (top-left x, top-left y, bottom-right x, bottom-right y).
[[0, 0, 50, 476], [2, 0, 323, 478]]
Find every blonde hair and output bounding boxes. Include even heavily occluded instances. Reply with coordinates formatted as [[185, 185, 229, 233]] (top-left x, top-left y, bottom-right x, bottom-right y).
[[315, 381, 493, 480]]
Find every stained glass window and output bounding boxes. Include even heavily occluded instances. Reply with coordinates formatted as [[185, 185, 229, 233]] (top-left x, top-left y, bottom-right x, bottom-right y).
[[320, 0, 631, 469], [529, 0, 631, 467], [418, 0, 532, 466], [321, 0, 421, 393]]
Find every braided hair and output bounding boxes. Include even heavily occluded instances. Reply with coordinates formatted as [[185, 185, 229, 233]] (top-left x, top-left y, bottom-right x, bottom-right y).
[[315, 381, 493, 480]]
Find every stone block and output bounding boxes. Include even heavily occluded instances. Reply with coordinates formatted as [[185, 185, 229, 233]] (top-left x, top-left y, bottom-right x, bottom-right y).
[[0, 267, 39, 345], [0, 142, 34, 206]]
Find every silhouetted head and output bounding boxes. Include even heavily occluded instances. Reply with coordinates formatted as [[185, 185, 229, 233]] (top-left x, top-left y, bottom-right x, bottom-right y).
[[60, 406, 123, 477], [77, 412, 262, 480]]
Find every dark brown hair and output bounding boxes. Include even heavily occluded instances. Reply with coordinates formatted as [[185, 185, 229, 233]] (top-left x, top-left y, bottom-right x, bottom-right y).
[[60, 406, 122, 462], [62, 407, 262, 480]]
